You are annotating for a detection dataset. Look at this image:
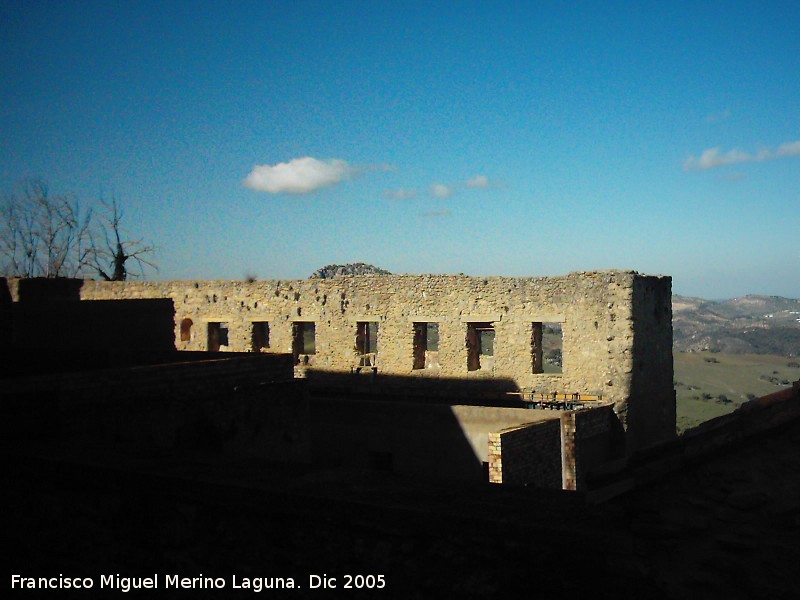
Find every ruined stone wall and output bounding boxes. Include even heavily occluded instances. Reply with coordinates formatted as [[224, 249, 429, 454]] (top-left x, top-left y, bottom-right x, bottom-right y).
[[627, 276, 676, 449], [562, 404, 618, 490], [32, 269, 673, 448], [490, 404, 618, 490], [0, 278, 12, 363], [488, 420, 562, 488], [3, 354, 307, 462], [9, 298, 175, 356]]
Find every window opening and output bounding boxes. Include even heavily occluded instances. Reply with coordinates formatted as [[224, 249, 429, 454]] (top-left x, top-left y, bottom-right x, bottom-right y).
[[467, 322, 494, 371], [532, 322, 563, 374], [251, 321, 270, 351], [180, 318, 193, 342], [355, 321, 378, 366], [207, 322, 229, 352], [413, 322, 439, 369], [292, 322, 316, 363]]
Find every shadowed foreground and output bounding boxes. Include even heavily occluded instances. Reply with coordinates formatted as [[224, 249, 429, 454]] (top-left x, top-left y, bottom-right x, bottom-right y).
[[6, 413, 800, 599]]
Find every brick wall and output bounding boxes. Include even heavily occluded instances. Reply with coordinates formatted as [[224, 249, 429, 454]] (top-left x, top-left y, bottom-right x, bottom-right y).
[[488, 419, 563, 488], [489, 404, 618, 490], [561, 404, 618, 490]]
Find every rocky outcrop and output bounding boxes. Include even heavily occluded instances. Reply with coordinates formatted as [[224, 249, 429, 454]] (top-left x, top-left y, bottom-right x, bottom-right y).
[[309, 263, 391, 279]]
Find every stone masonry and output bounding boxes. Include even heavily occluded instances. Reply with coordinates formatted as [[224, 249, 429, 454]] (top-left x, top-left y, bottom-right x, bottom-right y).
[[12, 269, 674, 449]]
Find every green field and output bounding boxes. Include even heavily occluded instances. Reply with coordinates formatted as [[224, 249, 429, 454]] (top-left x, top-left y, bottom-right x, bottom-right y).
[[674, 352, 799, 432]]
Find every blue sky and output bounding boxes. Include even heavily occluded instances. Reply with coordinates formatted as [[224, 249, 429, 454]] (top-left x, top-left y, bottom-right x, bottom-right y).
[[2, 0, 798, 298]]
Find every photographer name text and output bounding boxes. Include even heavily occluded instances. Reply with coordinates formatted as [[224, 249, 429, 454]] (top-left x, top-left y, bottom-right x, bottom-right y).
[[11, 573, 387, 593]]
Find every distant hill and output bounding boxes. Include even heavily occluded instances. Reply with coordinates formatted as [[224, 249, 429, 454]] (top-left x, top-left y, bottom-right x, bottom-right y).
[[309, 263, 391, 279], [673, 295, 800, 356]]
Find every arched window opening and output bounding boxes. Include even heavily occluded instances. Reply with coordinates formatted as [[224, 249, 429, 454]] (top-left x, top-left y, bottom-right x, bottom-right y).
[[180, 318, 193, 342]]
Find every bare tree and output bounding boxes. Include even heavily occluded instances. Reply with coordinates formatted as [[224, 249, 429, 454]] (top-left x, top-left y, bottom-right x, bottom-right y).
[[92, 198, 158, 281], [0, 180, 94, 278], [1, 181, 158, 281]]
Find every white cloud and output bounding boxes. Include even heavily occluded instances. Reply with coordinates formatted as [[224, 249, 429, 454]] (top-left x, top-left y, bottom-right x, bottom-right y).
[[776, 140, 800, 157], [382, 188, 417, 200], [683, 140, 800, 171], [430, 183, 452, 198], [466, 175, 490, 188], [684, 147, 752, 170], [243, 157, 355, 194]]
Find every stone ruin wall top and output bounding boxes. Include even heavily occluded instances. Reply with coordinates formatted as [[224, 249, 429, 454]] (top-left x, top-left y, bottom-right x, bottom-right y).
[[65, 270, 671, 414]]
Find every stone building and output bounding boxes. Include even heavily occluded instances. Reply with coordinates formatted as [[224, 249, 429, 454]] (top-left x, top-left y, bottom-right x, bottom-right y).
[[51, 269, 675, 450]]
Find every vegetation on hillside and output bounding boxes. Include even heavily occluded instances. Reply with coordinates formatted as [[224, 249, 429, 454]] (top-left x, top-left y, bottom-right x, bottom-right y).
[[673, 294, 800, 356], [675, 352, 799, 432]]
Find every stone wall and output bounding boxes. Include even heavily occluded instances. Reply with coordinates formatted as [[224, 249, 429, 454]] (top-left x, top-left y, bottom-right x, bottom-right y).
[[2, 277, 175, 376], [4, 352, 295, 405], [489, 403, 618, 490], [627, 275, 676, 450], [3, 353, 308, 462], [562, 404, 619, 490], [586, 381, 800, 501], [488, 420, 562, 488], [0, 278, 11, 360], [9, 298, 175, 355], [8, 269, 674, 449]]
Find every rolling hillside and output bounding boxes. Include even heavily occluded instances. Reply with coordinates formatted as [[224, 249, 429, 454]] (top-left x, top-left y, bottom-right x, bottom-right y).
[[672, 294, 800, 431], [673, 294, 800, 356]]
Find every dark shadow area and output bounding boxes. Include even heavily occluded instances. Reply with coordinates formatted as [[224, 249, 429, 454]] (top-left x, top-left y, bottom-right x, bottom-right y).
[[3, 276, 176, 377], [11, 396, 799, 599], [0, 278, 11, 367], [7, 406, 800, 598], [301, 370, 574, 484], [3, 360, 532, 486], [2, 353, 299, 446], [9, 298, 175, 358], [588, 380, 800, 494], [4, 452, 671, 599], [307, 396, 487, 482], [627, 276, 676, 451], [3, 349, 272, 378], [0, 276, 12, 303], [15, 276, 85, 303], [3, 347, 601, 597], [304, 368, 524, 407]]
